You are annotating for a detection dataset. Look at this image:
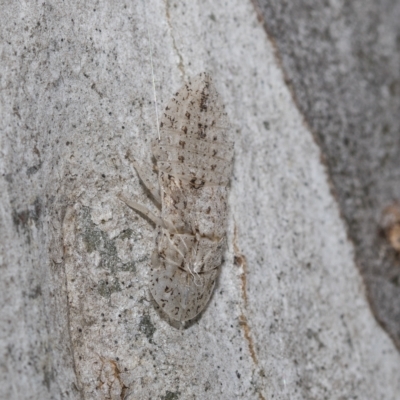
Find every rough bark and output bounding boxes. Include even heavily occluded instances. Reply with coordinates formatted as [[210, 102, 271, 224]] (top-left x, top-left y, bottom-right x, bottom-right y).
[[1, 1, 400, 399]]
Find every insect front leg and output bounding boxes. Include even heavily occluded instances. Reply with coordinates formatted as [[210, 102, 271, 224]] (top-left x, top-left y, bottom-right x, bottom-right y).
[[125, 151, 161, 205], [118, 194, 163, 227]]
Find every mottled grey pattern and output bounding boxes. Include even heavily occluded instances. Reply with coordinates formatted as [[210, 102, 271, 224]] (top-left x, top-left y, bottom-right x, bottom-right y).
[[123, 73, 233, 321]]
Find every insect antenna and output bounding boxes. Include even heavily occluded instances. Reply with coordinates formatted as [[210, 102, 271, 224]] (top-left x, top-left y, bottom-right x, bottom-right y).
[[143, 0, 161, 140]]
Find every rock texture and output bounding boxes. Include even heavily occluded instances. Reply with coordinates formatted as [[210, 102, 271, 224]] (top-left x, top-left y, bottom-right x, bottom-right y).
[[254, 0, 400, 349], [1, 1, 400, 399]]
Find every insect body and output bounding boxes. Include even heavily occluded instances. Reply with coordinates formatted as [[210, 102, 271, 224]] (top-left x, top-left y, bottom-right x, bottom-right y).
[[121, 72, 233, 321]]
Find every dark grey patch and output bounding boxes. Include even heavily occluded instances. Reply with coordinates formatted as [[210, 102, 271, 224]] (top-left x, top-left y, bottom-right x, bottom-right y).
[[80, 207, 122, 273], [120, 261, 136, 273], [97, 279, 121, 298], [263, 121, 270, 130], [161, 390, 180, 400], [118, 228, 134, 240], [12, 197, 42, 230], [139, 314, 156, 343], [31, 197, 42, 222], [81, 219, 103, 253], [42, 362, 54, 390], [26, 162, 42, 176], [28, 284, 42, 299], [120, 260, 138, 273], [13, 209, 30, 229], [4, 173, 13, 183]]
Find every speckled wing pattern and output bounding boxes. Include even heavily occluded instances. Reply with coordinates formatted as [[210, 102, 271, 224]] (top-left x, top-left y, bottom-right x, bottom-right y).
[[148, 72, 234, 322]]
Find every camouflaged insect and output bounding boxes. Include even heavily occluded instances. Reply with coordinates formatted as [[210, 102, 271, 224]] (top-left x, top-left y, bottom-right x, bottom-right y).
[[120, 72, 234, 322]]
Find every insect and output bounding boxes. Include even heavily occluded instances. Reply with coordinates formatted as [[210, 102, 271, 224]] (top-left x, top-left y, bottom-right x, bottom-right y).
[[119, 72, 234, 322]]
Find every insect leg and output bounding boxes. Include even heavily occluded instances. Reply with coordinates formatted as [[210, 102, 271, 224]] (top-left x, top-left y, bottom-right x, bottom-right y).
[[125, 152, 161, 204], [118, 194, 163, 227]]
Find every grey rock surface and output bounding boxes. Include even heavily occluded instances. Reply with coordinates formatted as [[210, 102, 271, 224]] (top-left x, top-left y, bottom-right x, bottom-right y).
[[254, 0, 400, 349], [1, 1, 400, 399]]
